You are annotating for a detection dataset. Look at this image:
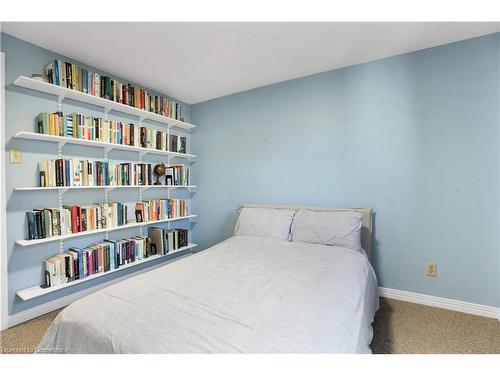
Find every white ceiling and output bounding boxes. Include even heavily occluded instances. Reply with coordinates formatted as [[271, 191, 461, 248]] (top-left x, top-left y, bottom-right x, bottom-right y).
[[2, 22, 499, 104]]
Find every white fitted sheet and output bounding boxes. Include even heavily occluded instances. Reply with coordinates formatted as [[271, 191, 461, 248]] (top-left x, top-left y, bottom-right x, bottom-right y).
[[38, 235, 379, 353]]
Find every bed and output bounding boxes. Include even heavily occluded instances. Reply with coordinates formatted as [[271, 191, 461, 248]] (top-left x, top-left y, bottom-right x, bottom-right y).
[[37, 205, 379, 354]]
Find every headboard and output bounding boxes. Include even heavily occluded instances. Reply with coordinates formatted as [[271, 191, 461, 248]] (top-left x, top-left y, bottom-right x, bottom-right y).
[[239, 204, 374, 261]]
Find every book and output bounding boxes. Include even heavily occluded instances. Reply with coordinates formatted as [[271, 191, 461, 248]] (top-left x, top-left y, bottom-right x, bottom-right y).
[[148, 227, 164, 255], [26, 211, 38, 240]]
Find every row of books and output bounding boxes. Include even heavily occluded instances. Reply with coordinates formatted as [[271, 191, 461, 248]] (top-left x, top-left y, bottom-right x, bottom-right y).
[[37, 112, 187, 153], [39, 159, 153, 187], [43, 228, 189, 287], [26, 202, 128, 240], [45, 60, 184, 120], [37, 159, 185, 188], [165, 165, 190, 186], [26, 199, 189, 240], [148, 227, 189, 258], [135, 199, 189, 223]]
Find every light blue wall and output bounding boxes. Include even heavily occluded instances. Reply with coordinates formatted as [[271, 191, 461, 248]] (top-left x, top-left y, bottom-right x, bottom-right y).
[[192, 33, 500, 308], [2, 33, 194, 315]]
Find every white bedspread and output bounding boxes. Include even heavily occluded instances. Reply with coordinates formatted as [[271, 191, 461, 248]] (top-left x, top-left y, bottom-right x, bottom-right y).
[[38, 235, 379, 353]]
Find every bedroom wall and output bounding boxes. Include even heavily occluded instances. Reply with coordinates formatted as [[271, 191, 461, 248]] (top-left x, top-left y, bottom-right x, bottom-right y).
[[191, 33, 500, 308], [1, 32, 193, 316]]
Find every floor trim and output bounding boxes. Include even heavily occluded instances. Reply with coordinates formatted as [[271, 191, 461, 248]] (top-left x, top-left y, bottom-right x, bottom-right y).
[[379, 287, 500, 320]]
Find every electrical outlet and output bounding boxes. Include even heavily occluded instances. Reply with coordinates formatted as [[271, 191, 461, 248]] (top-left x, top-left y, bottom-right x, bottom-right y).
[[9, 149, 22, 164], [426, 263, 437, 277]]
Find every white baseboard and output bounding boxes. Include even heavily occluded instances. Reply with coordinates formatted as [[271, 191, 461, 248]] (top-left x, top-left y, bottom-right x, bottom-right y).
[[6, 252, 193, 329], [379, 287, 500, 320]]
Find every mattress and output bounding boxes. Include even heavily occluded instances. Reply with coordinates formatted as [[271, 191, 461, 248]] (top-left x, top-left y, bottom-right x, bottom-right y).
[[38, 235, 379, 353]]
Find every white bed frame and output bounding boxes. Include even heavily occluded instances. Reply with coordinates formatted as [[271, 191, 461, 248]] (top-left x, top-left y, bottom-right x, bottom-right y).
[[240, 204, 373, 261]]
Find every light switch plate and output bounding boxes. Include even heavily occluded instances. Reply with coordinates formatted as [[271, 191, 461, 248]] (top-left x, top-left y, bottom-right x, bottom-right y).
[[9, 149, 22, 164]]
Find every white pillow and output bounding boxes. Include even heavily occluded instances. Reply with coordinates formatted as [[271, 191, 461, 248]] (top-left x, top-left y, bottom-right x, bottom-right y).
[[234, 207, 296, 240], [291, 209, 363, 250]]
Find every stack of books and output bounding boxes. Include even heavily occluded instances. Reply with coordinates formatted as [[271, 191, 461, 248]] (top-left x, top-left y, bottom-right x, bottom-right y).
[[134, 199, 189, 223], [148, 227, 189, 256], [38, 159, 153, 187], [25, 202, 128, 240], [36, 112, 188, 153], [45, 60, 184, 120], [43, 235, 151, 287]]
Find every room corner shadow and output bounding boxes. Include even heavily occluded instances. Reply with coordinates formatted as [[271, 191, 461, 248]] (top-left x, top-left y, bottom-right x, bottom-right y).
[[370, 297, 395, 354]]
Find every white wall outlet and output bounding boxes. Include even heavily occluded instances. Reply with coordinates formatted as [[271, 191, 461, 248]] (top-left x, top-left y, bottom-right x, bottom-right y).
[[9, 149, 22, 164], [426, 263, 437, 277]]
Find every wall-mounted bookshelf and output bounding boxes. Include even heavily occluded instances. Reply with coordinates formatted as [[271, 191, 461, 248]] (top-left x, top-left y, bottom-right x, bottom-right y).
[[14, 132, 196, 159], [16, 215, 197, 247], [11, 73, 198, 307], [13, 76, 196, 131], [16, 243, 198, 301], [14, 185, 197, 192]]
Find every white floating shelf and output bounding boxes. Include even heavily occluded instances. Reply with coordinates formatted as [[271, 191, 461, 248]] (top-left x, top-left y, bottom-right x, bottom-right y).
[[16, 215, 197, 247], [16, 243, 198, 301], [15, 185, 197, 192], [13, 76, 196, 131], [14, 132, 196, 160]]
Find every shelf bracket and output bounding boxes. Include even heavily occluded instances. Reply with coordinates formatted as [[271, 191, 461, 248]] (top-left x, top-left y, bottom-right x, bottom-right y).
[[103, 106, 112, 119], [57, 140, 66, 156], [167, 156, 172, 231], [58, 188, 65, 254], [57, 94, 65, 112]]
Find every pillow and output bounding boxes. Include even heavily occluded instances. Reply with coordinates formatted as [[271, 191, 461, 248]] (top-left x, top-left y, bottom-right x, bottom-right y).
[[234, 207, 296, 240], [291, 209, 363, 250]]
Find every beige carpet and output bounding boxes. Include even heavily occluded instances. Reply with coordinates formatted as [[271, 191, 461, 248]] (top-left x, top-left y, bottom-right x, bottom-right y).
[[1, 298, 499, 354], [371, 298, 500, 354], [0, 309, 62, 354]]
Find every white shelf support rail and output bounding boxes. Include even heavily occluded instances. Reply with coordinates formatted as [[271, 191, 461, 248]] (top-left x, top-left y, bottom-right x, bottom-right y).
[[58, 190, 64, 254], [104, 146, 109, 240], [57, 127, 64, 253], [167, 155, 172, 231], [138, 118, 144, 237]]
